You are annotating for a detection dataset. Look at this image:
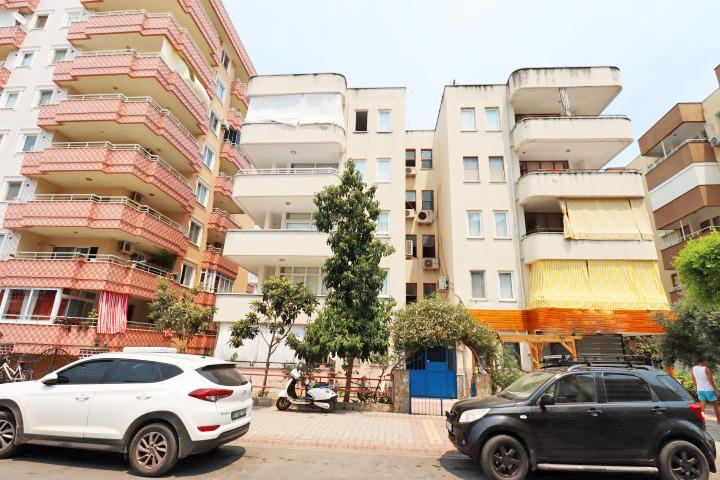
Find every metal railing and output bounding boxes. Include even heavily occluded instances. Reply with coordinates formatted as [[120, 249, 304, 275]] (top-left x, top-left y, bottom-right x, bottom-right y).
[[663, 225, 717, 250], [48, 142, 191, 187], [512, 114, 631, 131], [522, 227, 564, 238], [517, 168, 639, 180], [211, 208, 232, 218], [645, 138, 709, 174], [9, 251, 174, 277], [236, 167, 339, 176], [204, 244, 224, 254], [24, 194, 187, 234]]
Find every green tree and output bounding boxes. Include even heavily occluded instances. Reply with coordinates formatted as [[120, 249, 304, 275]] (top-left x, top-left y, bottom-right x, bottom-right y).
[[656, 306, 720, 365], [674, 231, 720, 309], [227, 276, 318, 396], [148, 278, 216, 352], [293, 159, 395, 402]]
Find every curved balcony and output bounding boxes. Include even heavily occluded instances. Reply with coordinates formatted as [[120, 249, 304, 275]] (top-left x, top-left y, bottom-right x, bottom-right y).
[[0, 61, 10, 90], [220, 141, 252, 175], [230, 79, 248, 112], [0, 0, 39, 13], [5, 195, 190, 256], [202, 245, 238, 278], [68, 10, 214, 93], [516, 169, 645, 209], [645, 140, 716, 191], [223, 230, 331, 274], [54, 51, 209, 134], [233, 168, 340, 222], [38, 95, 202, 174], [207, 208, 238, 245], [22, 143, 195, 213], [521, 232, 658, 265], [240, 123, 345, 168], [226, 108, 243, 130], [512, 116, 633, 169], [213, 173, 240, 213], [79, 2, 221, 65], [0, 26, 26, 58]]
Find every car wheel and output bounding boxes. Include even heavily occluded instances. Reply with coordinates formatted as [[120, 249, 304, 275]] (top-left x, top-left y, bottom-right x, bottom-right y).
[[128, 423, 178, 477], [660, 440, 710, 480], [0, 411, 18, 459], [276, 397, 291, 411], [480, 434, 529, 480]]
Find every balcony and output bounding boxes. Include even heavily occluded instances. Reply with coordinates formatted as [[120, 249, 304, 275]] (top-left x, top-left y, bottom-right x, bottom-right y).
[[207, 208, 239, 245], [639, 103, 706, 156], [521, 232, 658, 265], [0, 0, 39, 13], [21, 143, 195, 213], [240, 123, 345, 168], [202, 245, 238, 278], [38, 95, 202, 174], [0, 26, 26, 58], [223, 230, 331, 274], [645, 140, 717, 191], [660, 226, 715, 270], [512, 116, 633, 169], [649, 164, 720, 229], [68, 10, 214, 93], [214, 293, 322, 329], [54, 51, 209, 134], [0, 61, 9, 90], [220, 141, 252, 175], [516, 169, 645, 208], [213, 173, 240, 213], [4, 195, 190, 256], [230, 79, 248, 112], [226, 108, 243, 130], [79, 2, 221, 66], [233, 168, 340, 222], [509, 67, 622, 116]]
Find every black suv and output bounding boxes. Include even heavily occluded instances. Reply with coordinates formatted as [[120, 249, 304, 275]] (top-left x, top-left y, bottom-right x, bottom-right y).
[[446, 363, 717, 480]]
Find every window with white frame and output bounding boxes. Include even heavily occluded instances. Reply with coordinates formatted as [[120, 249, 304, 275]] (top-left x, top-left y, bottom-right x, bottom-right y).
[[470, 271, 486, 299], [201, 269, 234, 293], [376, 211, 390, 235], [4, 92, 19, 109], [498, 272, 514, 300], [195, 180, 209, 207], [4, 181, 21, 201], [279, 266, 326, 295], [209, 110, 221, 135], [377, 110, 392, 132], [489, 156, 505, 182], [485, 108, 500, 131], [380, 270, 389, 296], [51, 48, 68, 65], [463, 156, 480, 182], [37, 89, 54, 106], [202, 143, 215, 169], [467, 210, 483, 237], [376, 158, 390, 183], [354, 159, 366, 182], [0, 232, 6, 255], [215, 77, 227, 103], [188, 219, 203, 245], [461, 108, 476, 131], [18, 52, 34, 68], [179, 262, 196, 287], [21, 134, 38, 152], [285, 212, 316, 230], [0, 287, 61, 321], [494, 211, 510, 238], [220, 51, 231, 71], [65, 10, 82, 26], [34, 14, 49, 29]]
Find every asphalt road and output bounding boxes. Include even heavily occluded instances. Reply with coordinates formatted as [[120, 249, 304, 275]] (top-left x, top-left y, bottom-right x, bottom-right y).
[[0, 443, 709, 480]]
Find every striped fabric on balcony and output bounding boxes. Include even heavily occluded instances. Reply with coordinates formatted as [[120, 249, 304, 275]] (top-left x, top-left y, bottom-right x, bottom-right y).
[[97, 291, 128, 334]]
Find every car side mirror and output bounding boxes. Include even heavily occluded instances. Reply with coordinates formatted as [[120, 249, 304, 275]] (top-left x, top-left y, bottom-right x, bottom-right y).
[[40, 373, 59, 385], [539, 393, 556, 407]]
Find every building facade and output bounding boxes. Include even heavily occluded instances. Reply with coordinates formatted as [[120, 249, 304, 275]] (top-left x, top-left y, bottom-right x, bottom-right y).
[[0, 0, 256, 358], [215, 67, 670, 394], [632, 64, 720, 303]]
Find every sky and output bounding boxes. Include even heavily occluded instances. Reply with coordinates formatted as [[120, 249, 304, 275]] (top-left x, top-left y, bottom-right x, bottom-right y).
[[228, 0, 720, 167]]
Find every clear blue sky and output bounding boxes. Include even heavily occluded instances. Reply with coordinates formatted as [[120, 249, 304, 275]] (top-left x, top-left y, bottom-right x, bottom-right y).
[[228, 0, 720, 167]]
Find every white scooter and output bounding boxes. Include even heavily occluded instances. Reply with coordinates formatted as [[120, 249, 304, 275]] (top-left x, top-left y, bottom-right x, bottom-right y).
[[276, 369, 338, 412]]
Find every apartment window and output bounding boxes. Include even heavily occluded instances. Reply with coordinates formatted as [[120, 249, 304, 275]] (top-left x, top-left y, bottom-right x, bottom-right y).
[[405, 234, 417, 257], [21, 134, 38, 152], [489, 157, 506, 182], [34, 15, 49, 29], [713, 216, 720, 228], [215, 78, 227, 103], [179, 262, 196, 287], [422, 235, 436, 258], [681, 224, 691, 238], [4, 92, 19, 109], [376, 158, 390, 183], [525, 212, 563, 235], [51, 48, 68, 65], [520, 160, 569, 175], [406, 283, 418, 304], [499, 272, 515, 300], [405, 149, 416, 167], [220, 51, 231, 71], [485, 108, 500, 131], [421, 149, 433, 169], [378, 110, 392, 132], [376, 211, 390, 235], [380, 270, 389, 297], [700, 219, 711, 231], [279, 267, 326, 295], [461, 108, 476, 131], [494, 211, 510, 238], [4, 181, 21, 201], [195, 180, 209, 207], [670, 273, 679, 288], [285, 213, 316, 230], [423, 283, 437, 297], [188, 220, 203, 245], [19, 52, 34, 68], [354, 159, 366, 182], [36, 89, 53, 106], [467, 211, 483, 237], [463, 156, 480, 182], [202, 143, 215, 169], [470, 271, 486, 299], [209, 110, 221, 135], [405, 190, 416, 210], [421, 190, 434, 211], [355, 110, 368, 132], [65, 11, 82, 26]]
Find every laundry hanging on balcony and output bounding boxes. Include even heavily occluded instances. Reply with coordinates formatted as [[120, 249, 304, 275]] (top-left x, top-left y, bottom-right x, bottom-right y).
[[559, 198, 654, 241], [96, 291, 128, 335]]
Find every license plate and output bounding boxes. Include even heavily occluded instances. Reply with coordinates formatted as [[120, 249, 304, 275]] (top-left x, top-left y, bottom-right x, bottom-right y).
[[231, 409, 246, 421], [446, 421, 452, 432]]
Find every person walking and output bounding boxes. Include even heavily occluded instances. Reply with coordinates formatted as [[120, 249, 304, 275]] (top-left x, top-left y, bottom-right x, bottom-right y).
[[692, 358, 720, 425]]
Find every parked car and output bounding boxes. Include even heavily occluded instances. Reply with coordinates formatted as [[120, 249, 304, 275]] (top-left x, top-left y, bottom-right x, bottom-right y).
[[446, 362, 717, 480], [0, 348, 252, 477]]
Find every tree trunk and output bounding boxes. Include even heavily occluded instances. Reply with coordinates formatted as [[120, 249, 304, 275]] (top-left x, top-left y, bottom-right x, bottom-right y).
[[343, 357, 354, 403], [261, 332, 277, 397]]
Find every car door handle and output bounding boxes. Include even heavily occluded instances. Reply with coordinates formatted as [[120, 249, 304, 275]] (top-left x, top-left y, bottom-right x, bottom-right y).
[[587, 408, 602, 417], [136, 394, 153, 400], [652, 406, 667, 415], [75, 394, 91, 401]]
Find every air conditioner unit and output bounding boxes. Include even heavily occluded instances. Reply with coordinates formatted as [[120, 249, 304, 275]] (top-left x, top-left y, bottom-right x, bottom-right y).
[[405, 166, 416, 176], [404, 240, 414, 258], [423, 258, 439, 270], [405, 209, 415, 219], [119, 241, 134, 254], [438, 276, 448, 290], [710, 136, 720, 147], [416, 210, 436, 224], [129, 191, 143, 203]]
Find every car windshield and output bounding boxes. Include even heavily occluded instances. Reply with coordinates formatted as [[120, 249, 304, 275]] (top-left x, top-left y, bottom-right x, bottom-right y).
[[500, 371, 556, 400]]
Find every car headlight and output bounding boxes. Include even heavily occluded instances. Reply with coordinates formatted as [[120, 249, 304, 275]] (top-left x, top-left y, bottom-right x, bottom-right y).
[[458, 408, 491, 424]]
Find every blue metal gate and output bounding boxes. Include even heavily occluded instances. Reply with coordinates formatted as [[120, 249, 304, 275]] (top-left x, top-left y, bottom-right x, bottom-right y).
[[408, 345, 457, 399]]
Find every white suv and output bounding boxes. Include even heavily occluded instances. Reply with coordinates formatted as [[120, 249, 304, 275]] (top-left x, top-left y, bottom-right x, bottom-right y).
[[0, 348, 252, 477]]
